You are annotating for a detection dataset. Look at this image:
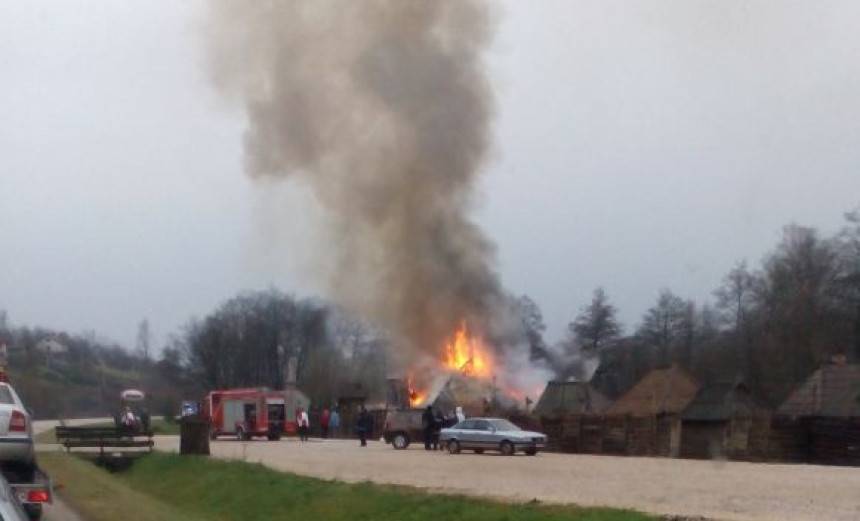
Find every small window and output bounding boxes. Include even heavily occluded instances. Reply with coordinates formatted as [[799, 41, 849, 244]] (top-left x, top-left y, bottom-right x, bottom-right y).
[[474, 420, 492, 431], [458, 419, 477, 430], [0, 386, 14, 405]]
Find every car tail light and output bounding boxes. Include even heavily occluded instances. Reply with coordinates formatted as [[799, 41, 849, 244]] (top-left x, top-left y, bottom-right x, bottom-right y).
[[27, 490, 49, 503], [9, 410, 26, 432]]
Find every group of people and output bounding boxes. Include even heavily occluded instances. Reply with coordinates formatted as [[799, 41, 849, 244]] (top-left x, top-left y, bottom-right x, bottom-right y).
[[422, 405, 464, 451], [294, 406, 345, 441], [294, 406, 373, 446]]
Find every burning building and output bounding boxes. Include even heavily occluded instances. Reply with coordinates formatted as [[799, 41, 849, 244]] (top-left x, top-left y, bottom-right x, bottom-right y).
[[386, 322, 520, 416], [206, 1, 551, 399]]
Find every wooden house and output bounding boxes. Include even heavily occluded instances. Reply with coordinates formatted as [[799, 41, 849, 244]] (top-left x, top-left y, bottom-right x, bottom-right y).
[[605, 364, 700, 456], [534, 381, 611, 418], [680, 380, 766, 459]]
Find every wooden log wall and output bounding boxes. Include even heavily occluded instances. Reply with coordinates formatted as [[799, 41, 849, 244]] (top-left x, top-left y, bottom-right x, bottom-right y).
[[540, 413, 860, 466], [810, 417, 860, 466]]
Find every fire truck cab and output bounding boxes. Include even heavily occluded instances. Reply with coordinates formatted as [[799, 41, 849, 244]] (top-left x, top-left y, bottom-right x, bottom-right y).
[[205, 388, 286, 441]]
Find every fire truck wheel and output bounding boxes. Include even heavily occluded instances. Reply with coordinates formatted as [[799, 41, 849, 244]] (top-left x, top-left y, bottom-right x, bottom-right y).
[[473, 449, 484, 454], [447, 439, 461, 454], [267, 433, 281, 441], [237, 426, 250, 441], [392, 433, 410, 450], [500, 441, 515, 456]]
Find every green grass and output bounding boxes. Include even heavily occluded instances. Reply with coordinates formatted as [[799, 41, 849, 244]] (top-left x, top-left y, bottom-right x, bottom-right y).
[[123, 453, 653, 521], [38, 452, 653, 521], [38, 452, 205, 521]]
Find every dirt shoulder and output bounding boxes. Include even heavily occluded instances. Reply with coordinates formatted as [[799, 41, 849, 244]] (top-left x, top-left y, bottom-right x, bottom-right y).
[[154, 436, 860, 521]]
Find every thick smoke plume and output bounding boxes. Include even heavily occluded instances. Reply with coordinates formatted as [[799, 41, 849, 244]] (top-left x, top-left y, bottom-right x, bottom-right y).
[[206, 1, 505, 368]]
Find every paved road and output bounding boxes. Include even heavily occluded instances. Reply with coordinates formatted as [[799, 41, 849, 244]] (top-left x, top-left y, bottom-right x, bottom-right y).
[[154, 436, 860, 521], [33, 418, 111, 436]]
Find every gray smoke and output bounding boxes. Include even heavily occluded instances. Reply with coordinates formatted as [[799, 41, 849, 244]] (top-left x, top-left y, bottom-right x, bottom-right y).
[[206, 1, 505, 367]]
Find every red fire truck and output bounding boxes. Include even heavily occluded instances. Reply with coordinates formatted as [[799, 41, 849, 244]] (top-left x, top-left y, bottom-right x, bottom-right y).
[[205, 388, 290, 441]]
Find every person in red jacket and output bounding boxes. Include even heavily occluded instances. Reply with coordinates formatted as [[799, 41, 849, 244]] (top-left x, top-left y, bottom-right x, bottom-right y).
[[321, 408, 331, 439]]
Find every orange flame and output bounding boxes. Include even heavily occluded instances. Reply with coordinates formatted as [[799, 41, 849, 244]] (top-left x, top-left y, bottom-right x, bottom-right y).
[[409, 387, 428, 407], [407, 373, 428, 407], [444, 322, 492, 379]]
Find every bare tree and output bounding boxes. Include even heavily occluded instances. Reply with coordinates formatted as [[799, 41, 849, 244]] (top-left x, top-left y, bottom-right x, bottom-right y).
[[835, 208, 860, 359], [637, 289, 690, 367], [713, 261, 761, 382]]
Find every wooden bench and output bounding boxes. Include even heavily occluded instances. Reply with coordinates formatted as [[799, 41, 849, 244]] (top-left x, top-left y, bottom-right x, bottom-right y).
[[54, 426, 154, 454]]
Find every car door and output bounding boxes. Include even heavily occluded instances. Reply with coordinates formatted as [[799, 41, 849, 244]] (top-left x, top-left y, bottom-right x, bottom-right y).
[[454, 419, 478, 448], [472, 420, 495, 448]]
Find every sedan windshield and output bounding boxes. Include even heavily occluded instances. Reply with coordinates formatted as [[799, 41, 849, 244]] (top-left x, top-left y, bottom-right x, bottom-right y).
[[487, 419, 520, 432]]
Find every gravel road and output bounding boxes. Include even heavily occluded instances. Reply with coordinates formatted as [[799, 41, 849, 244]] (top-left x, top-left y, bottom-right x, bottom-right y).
[[155, 436, 860, 521]]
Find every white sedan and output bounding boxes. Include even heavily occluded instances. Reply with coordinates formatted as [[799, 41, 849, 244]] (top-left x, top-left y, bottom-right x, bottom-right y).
[[440, 417, 546, 456], [0, 383, 35, 479]]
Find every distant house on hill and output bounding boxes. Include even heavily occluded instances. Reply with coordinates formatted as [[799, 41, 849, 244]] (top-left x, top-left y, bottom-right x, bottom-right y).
[[605, 364, 700, 417], [778, 359, 860, 418], [680, 380, 768, 459], [34, 338, 68, 355], [534, 381, 610, 418]]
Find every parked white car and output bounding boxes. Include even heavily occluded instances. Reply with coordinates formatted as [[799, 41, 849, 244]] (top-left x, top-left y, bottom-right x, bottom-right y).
[[0, 383, 35, 478], [440, 417, 547, 456]]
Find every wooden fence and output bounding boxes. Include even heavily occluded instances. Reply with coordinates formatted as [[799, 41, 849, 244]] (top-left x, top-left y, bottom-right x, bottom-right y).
[[541, 414, 860, 466], [541, 414, 678, 457]]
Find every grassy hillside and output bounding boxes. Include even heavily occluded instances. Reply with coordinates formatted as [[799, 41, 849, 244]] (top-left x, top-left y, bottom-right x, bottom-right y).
[[40, 452, 654, 521]]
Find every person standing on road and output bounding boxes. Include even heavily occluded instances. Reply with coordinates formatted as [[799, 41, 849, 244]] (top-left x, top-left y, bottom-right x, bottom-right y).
[[356, 406, 371, 447], [321, 408, 330, 439], [329, 408, 340, 439], [297, 408, 310, 441], [432, 410, 447, 451], [422, 405, 436, 451]]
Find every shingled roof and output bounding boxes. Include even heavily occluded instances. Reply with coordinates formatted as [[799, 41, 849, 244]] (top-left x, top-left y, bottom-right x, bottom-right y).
[[533, 381, 610, 417], [778, 362, 860, 418], [682, 381, 765, 421], [606, 364, 700, 416]]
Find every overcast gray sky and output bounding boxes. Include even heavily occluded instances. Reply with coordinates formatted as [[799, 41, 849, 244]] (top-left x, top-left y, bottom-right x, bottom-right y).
[[2, 1, 859, 350]]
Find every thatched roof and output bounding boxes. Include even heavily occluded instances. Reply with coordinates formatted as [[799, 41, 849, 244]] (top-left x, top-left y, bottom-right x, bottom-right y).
[[606, 364, 699, 416], [534, 381, 610, 417], [425, 373, 515, 417], [682, 381, 765, 421], [778, 363, 860, 418]]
